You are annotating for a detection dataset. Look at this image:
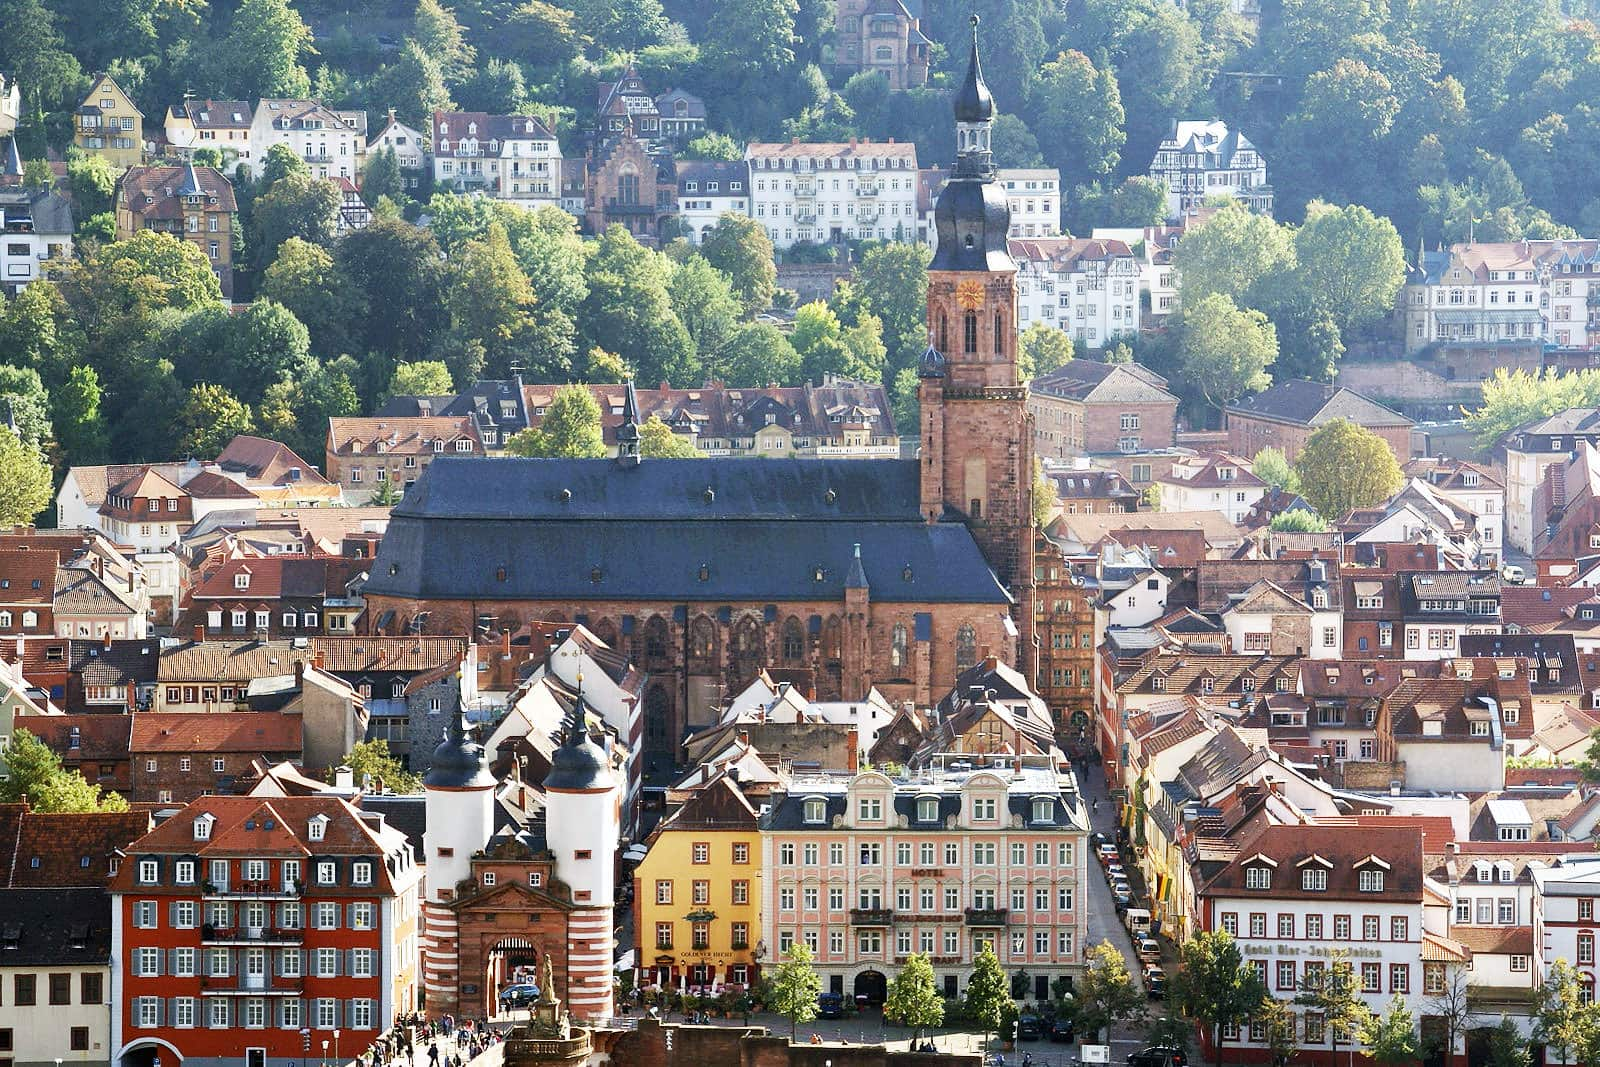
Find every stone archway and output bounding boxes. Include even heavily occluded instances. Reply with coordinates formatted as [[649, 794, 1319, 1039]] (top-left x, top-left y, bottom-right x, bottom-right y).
[[486, 937, 540, 1017], [117, 1038, 183, 1067], [853, 969, 887, 1005]]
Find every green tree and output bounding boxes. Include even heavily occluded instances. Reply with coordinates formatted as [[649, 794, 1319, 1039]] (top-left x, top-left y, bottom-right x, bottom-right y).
[[414, 0, 476, 83], [209, 300, 315, 405], [683, 133, 742, 161], [1257, 996, 1299, 1067], [336, 219, 451, 369], [0, 729, 128, 812], [991, 113, 1044, 168], [1276, 59, 1400, 216], [173, 384, 253, 458], [1019, 323, 1074, 381], [1144, 1016, 1194, 1060], [1179, 294, 1277, 414], [1172, 930, 1267, 1067], [1067, 177, 1169, 233], [1030, 50, 1125, 182], [884, 952, 945, 1041], [250, 174, 342, 270], [20, 159, 50, 190], [1294, 419, 1403, 521], [65, 153, 116, 219], [258, 144, 309, 190], [456, 59, 528, 114], [579, 226, 696, 388], [1466, 368, 1600, 454], [0, 0, 82, 119], [447, 222, 539, 379], [639, 416, 699, 458], [700, 214, 777, 316], [569, 0, 665, 51], [791, 301, 881, 384], [210, 0, 313, 99], [0, 429, 52, 525], [1033, 457, 1056, 528], [367, 479, 402, 506], [1534, 958, 1592, 1066], [669, 255, 741, 369], [1484, 1016, 1530, 1067], [1295, 951, 1372, 1067], [1359, 994, 1419, 1067], [1269, 510, 1329, 532], [767, 943, 822, 1042], [1251, 447, 1300, 492], [0, 283, 75, 387], [389, 361, 456, 400], [334, 738, 421, 793], [497, 2, 584, 69], [371, 42, 453, 129], [1076, 940, 1146, 1041], [52, 365, 109, 466], [1173, 202, 1295, 312], [506, 385, 605, 458], [700, 0, 796, 84], [1293, 202, 1407, 334], [0, 365, 53, 451], [61, 231, 223, 333], [721, 323, 802, 388], [852, 242, 931, 377], [964, 945, 1011, 1053], [361, 147, 404, 208], [261, 238, 352, 359]]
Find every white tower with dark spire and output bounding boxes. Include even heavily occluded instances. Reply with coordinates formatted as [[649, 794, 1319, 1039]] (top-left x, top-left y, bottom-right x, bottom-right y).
[[421, 708, 496, 1012], [543, 692, 619, 1018]]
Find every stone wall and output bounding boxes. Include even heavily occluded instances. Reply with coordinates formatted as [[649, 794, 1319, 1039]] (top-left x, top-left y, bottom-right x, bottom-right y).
[[775, 264, 851, 304], [584, 1018, 979, 1067]]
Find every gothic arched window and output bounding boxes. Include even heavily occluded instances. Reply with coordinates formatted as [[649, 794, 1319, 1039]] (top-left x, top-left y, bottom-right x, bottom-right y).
[[642, 615, 670, 664], [938, 314, 948, 353], [891, 622, 908, 669], [955, 624, 977, 670], [963, 311, 978, 354], [782, 617, 805, 662], [688, 615, 718, 673]]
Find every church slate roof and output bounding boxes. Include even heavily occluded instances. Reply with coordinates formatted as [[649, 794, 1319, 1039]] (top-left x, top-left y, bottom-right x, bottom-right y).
[[366, 457, 1009, 604]]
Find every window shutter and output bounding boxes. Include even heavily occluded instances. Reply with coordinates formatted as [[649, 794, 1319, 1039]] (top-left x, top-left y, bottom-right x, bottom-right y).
[[169, 901, 180, 927], [156, 997, 166, 1027], [347, 902, 358, 928]]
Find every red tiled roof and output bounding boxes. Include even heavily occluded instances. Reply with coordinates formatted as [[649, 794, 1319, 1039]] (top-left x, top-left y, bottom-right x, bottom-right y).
[[0, 803, 151, 888], [1205, 822, 1425, 903], [0, 550, 58, 604], [129, 712, 301, 754], [1502, 586, 1599, 629], [1450, 926, 1534, 956]]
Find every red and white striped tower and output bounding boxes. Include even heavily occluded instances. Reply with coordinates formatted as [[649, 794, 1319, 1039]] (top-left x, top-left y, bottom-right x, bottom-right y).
[[421, 707, 496, 1015]]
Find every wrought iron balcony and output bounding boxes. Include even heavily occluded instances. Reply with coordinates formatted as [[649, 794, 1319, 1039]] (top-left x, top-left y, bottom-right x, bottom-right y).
[[849, 907, 895, 925], [964, 907, 1010, 926]]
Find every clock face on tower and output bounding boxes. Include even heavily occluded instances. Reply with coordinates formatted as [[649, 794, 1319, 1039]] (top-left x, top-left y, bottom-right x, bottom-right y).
[[955, 280, 985, 310]]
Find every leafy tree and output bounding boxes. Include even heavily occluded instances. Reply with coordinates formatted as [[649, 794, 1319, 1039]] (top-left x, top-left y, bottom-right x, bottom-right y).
[[506, 385, 604, 458], [1144, 1016, 1194, 1060], [261, 238, 352, 360], [1294, 419, 1403, 521], [1276, 59, 1400, 216], [669, 255, 741, 368], [250, 174, 342, 270], [65, 154, 116, 219], [683, 133, 742, 161], [367, 479, 402, 506], [0, 730, 127, 812], [1293, 202, 1407, 334], [361, 147, 404, 208], [208, 301, 315, 405], [991, 113, 1044, 168], [0, 283, 75, 387], [1534, 958, 1592, 1066], [766, 943, 822, 1042], [1257, 996, 1299, 1067], [0, 0, 82, 119], [852, 242, 930, 377], [1076, 940, 1146, 1041], [721, 323, 802, 388], [389, 361, 456, 400], [1251, 447, 1300, 492], [52, 365, 109, 466], [0, 365, 53, 451], [1029, 50, 1124, 182], [334, 738, 421, 793], [791, 302, 884, 384], [579, 226, 696, 388], [255, 358, 361, 467], [964, 945, 1011, 1053], [1465, 368, 1600, 454], [1272, 308, 1346, 385], [210, 0, 313, 100], [1172, 930, 1266, 1067], [1019, 323, 1074, 381], [336, 219, 451, 369], [20, 159, 50, 190], [1179, 294, 1277, 414], [1033, 457, 1056, 528], [1067, 177, 1170, 233], [456, 59, 528, 114], [414, 0, 477, 83], [1359, 994, 1419, 1067], [1483, 1015, 1530, 1067], [639, 416, 699, 458], [370, 42, 453, 129], [258, 144, 309, 190], [1295, 951, 1372, 1067], [569, 0, 666, 51], [1173, 202, 1295, 312], [61, 232, 223, 339], [700, 214, 777, 316], [497, 2, 584, 69], [173, 384, 253, 458], [0, 429, 52, 525], [1269, 510, 1328, 532], [890, 365, 920, 442], [447, 222, 540, 379], [884, 952, 945, 1040], [700, 0, 796, 85]]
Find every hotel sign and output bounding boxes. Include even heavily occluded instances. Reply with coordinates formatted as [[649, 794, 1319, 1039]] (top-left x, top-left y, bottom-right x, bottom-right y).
[[1240, 943, 1382, 960]]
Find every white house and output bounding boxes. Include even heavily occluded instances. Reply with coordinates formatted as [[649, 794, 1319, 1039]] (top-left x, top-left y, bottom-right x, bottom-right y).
[[0, 181, 72, 296], [250, 99, 366, 181], [1402, 458, 1506, 564], [1530, 854, 1600, 1036], [431, 110, 562, 207], [1011, 237, 1141, 350], [163, 99, 254, 173], [367, 110, 429, 190], [745, 139, 919, 250], [1156, 452, 1268, 524], [1148, 119, 1271, 219], [1403, 240, 1600, 354], [675, 160, 749, 244]]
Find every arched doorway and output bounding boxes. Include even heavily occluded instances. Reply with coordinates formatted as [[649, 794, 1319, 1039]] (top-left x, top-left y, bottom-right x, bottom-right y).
[[853, 969, 887, 1005], [485, 937, 539, 1017], [117, 1038, 183, 1067]]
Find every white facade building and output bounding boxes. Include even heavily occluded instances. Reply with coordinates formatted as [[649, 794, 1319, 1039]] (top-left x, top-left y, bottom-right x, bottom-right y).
[[1000, 169, 1061, 237], [1404, 240, 1600, 354], [1148, 120, 1271, 219], [0, 185, 72, 296], [430, 110, 562, 208], [1011, 237, 1140, 350], [745, 140, 919, 250], [1531, 855, 1600, 1034], [250, 99, 366, 181], [1156, 452, 1268, 524], [675, 160, 750, 244], [367, 112, 429, 189]]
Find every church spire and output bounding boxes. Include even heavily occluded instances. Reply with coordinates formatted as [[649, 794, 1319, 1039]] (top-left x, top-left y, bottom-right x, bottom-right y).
[[615, 378, 641, 468], [951, 14, 995, 179]]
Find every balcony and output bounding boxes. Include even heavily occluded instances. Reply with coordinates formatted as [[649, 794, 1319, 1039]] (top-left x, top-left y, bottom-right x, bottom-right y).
[[603, 199, 657, 216], [202, 881, 299, 900], [200, 925, 304, 945], [199, 974, 304, 996], [849, 907, 895, 925], [795, 211, 817, 225], [964, 907, 1010, 926], [856, 184, 881, 197], [795, 183, 817, 198], [300, 154, 334, 164]]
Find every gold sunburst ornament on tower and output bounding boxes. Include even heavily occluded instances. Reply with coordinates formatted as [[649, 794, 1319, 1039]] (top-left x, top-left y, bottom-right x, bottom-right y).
[[956, 279, 985, 309]]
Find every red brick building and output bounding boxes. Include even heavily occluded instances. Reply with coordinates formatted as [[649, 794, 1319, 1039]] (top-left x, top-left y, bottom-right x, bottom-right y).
[[128, 712, 303, 803], [1028, 359, 1180, 461], [111, 796, 422, 1067]]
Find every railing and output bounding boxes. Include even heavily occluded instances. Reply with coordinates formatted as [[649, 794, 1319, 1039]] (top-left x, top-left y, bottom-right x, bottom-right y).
[[203, 882, 300, 899], [199, 974, 304, 995], [506, 1033, 591, 1059], [849, 907, 894, 925], [964, 907, 1010, 926], [200, 925, 304, 945], [795, 184, 817, 198], [856, 184, 881, 197]]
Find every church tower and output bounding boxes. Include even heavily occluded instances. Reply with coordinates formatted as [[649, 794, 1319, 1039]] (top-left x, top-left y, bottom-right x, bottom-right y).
[[919, 16, 1036, 669]]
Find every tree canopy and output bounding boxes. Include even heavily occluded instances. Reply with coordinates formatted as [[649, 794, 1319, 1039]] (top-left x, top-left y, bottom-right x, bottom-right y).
[[0, 729, 129, 812], [1294, 419, 1404, 520]]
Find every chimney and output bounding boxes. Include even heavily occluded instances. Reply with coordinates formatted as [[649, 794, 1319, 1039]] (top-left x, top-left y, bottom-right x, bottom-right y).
[[103, 631, 113, 650], [979, 645, 992, 662], [193, 624, 204, 643], [983, 654, 999, 671], [294, 660, 305, 688], [313, 649, 325, 670], [738, 729, 750, 748], [334, 765, 354, 790], [847, 729, 860, 773]]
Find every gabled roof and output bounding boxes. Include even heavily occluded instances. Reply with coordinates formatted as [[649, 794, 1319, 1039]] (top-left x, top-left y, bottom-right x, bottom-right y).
[[1205, 822, 1424, 902], [0, 803, 150, 888], [53, 565, 139, 616], [23, 714, 133, 761], [1227, 380, 1412, 429], [308, 636, 468, 674], [0, 550, 58, 603], [327, 416, 480, 455], [130, 712, 302, 754], [117, 165, 237, 217], [156, 639, 302, 681], [170, 99, 252, 129], [191, 556, 331, 601], [1030, 360, 1176, 405], [216, 436, 330, 487]]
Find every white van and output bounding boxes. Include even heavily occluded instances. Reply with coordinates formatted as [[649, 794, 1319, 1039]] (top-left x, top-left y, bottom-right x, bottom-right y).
[[1125, 907, 1152, 937]]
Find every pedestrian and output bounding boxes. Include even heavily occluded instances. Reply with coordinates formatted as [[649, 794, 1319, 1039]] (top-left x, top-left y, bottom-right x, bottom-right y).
[[427, 1042, 439, 1067]]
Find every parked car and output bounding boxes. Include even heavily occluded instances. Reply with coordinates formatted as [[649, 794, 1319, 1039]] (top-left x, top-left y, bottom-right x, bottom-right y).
[[499, 984, 539, 1009], [1502, 564, 1527, 584], [1127, 1046, 1186, 1067], [1017, 1014, 1043, 1041], [1097, 843, 1119, 865], [1112, 887, 1133, 911], [1144, 965, 1168, 999], [1136, 936, 1162, 963], [1111, 877, 1133, 896], [1090, 831, 1108, 848], [818, 992, 845, 1018], [1049, 1018, 1076, 1043]]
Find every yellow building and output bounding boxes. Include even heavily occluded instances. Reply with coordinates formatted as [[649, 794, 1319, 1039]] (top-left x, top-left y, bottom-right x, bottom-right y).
[[75, 73, 144, 167], [632, 774, 763, 990]]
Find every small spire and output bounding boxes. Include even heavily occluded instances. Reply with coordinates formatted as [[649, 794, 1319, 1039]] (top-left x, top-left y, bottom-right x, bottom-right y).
[[2, 137, 21, 179], [845, 542, 869, 589], [176, 160, 205, 197], [615, 378, 641, 467], [952, 13, 994, 125]]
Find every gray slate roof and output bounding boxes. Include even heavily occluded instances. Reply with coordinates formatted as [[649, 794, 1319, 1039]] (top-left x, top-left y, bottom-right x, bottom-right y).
[[1226, 379, 1411, 428]]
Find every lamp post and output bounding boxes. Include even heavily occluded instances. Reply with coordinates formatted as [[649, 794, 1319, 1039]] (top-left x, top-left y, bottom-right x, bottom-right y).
[[321, 1039, 329, 1067], [334, 1029, 342, 1067]]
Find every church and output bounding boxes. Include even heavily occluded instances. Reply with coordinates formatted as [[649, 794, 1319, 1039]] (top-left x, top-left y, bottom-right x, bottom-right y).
[[361, 24, 1037, 767]]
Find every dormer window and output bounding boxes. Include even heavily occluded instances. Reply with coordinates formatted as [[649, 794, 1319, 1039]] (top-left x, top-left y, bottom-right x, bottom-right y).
[[803, 798, 826, 824], [1302, 868, 1327, 891], [1359, 869, 1385, 892], [916, 797, 939, 823], [308, 814, 327, 841], [1151, 674, 1166, 692], [1245, 866, 1271, 890], [194, 815, 214, 840], [1032, 798, 1054, 824], [234, 572, 250, 590]]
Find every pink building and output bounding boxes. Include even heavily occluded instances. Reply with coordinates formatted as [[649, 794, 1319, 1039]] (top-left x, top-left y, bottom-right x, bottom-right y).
[[760, 755, 1089, 1004]]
